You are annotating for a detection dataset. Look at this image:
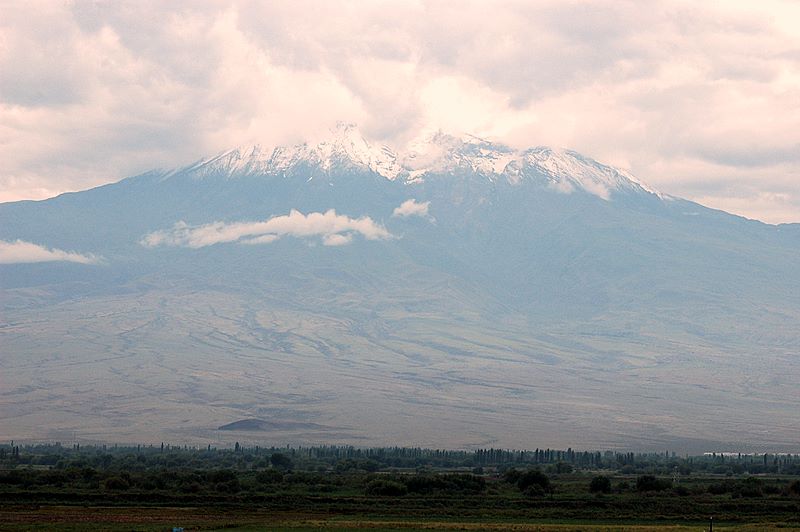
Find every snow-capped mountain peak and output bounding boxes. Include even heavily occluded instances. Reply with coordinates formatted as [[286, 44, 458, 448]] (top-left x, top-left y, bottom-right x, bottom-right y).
[[311, 122, 403, 179], [520, 147, 660, 199], [172, 124, 659, 200], [175, 122, 402, 181], [400, 132, 659, 199]]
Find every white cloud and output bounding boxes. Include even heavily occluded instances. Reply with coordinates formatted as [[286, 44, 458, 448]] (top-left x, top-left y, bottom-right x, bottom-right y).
[[321, 233, 353, 247], [393, 199, 431, 219], [141, 209, 391, 249], [240, 234, 280, 245], [1, 1, 799, 222], [0, 239, 99, 265]]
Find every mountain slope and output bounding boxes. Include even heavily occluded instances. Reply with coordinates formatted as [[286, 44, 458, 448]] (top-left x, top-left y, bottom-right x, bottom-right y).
[[1, 126, 798, 452]]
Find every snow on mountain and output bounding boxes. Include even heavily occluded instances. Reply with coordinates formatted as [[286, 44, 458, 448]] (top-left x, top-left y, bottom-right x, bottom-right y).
[[172, 123, 659, 200], [518, 147, 662, 199], [172, 123, 402, 182]]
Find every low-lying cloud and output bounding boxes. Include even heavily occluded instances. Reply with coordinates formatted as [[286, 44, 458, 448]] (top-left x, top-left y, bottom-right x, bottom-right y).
[[141, 209, 391, 249], [0, 239, 99, 265], [393, 199, 431, 219]]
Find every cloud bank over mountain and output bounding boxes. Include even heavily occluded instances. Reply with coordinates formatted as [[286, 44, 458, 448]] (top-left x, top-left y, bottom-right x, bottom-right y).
[[141, 209, 391, 249], [0, 240, 99, 265], [1, 1, 798, 223]]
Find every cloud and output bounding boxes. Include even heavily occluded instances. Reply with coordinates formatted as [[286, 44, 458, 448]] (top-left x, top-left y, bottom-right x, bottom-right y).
[[141, 209, 391, 248], [393, 199, 431, 219], [0, 239, 100, 265], [321, 233, 353, 247], [1, 1, 799, 222]]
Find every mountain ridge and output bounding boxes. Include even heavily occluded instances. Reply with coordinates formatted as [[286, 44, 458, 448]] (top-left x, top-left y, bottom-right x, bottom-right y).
[[153, 123, 661, 203], [1, 126, 799, 452]]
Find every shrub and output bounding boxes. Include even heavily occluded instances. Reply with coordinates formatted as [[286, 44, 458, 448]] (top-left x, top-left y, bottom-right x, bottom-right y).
[[270, 453, 293, 470], [179, 482, 201, 493], [215, 478, 240, 493], [103, 476, 130, 490], [442, 473, 486, 494], [708, 481, 734, 495], [524, 483, 548, 497], [255, 469, 283, 484], [140, 472, 168, 490], [37, 470, 68, 487], [763, 484, 780, 495], [503, 469, 522, 484], [365, 479, 407, 496], [636, 475, 671, 492], [514, 469, 551, 496], [673, 485, 690, 496], [589, 476, 612, 494], [404, 474, 485, 495], [0, 470, 27, 486], [553, 462, 573, 474], [737, 477, 763, 498], [335, 459, 380, 473]]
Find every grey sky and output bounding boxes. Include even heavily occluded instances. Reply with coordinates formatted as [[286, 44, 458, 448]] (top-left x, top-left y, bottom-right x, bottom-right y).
[[1, 0, 798, 223]]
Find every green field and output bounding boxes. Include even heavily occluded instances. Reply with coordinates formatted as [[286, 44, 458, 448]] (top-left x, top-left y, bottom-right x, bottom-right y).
[[2, 444, 800, 531]]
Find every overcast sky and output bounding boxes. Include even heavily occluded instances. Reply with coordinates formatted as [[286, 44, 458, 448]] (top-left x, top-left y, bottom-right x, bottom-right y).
[[1, 1, 798, 223]]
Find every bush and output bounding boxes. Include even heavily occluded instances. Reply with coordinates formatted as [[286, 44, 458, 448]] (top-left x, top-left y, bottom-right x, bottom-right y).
[[708, 478, 762, 497], [673, 485, 690, 496], [179, 482, 201, 493], [404, 474, 485, 495], [140, 472, 168, 490], [763, 484, 780, 495], [553, 462, 573, 474], [103, 476, 130, 490], [737, 477, 763, 498], [789, 480, 800, 496], [589, 476, 612, 494], [207, 469, 237, 484], [37, 470, 68, 487], [0, 470, 26, 486], [708, 481, 734, 495], [215, 478, 240, 493], [335, 459, 380, 473], [636, 475, 671, 492], [441, 473, 486, 494], [524, 483, 548, 497], [365, 479, 407, 496], [270, 453, 293, 470], [255, 469, 283, 484], [517, 470, 551, 495], [503, 469, 522, 484]]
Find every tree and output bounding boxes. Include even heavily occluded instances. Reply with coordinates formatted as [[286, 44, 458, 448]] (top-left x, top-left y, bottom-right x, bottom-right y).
[[589, 475, 612, 494], [103, 475, 130, 490], [255, 469, 283, 484], [636, 474, 671, 492], [365, 479, 407, 496], [516, 469, 551, 496], [270, 452, 293, 470]]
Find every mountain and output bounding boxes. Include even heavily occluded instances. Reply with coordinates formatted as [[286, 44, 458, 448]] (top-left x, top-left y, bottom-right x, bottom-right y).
[[1, 124, 799, 453]]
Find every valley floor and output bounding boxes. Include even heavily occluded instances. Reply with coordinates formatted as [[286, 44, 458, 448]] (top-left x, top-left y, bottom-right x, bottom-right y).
[[1, 505, 799, 532]]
